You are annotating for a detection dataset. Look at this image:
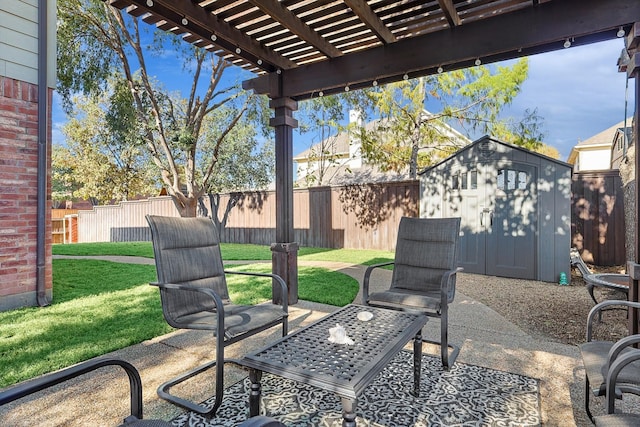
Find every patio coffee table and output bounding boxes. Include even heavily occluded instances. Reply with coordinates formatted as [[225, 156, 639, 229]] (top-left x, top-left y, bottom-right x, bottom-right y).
[[239, 304, 428, 427]]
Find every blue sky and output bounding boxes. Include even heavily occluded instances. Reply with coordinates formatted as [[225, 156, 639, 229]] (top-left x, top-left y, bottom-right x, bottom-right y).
[[52, 37, 633, 162]]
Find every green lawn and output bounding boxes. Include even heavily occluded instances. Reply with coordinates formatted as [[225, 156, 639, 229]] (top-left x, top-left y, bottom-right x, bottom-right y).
[[2, 243, 384, 388], [52, 241, 394, 265]]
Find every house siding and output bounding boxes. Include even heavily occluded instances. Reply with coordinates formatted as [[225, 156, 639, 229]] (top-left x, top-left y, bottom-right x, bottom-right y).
[[0, 0, 56, 87]]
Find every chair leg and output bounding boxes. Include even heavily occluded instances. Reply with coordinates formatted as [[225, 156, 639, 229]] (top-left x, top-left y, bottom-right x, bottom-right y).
[[584, 376, 594, 423], [157, 334, 228, 418], [421, 311, 459, 370]]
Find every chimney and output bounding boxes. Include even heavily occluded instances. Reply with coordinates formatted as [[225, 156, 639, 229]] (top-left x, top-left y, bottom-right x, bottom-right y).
[[348, 109, 363, 168]]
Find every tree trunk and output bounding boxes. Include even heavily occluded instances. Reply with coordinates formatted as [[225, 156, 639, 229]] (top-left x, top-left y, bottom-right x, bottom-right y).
[[171, 195, 198, 217]]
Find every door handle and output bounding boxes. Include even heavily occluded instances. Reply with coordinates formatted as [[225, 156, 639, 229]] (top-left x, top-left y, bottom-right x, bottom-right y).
[[481, 209, 493, 228]]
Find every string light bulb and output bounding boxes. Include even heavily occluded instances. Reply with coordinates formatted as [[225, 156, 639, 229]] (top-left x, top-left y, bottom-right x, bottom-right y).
[[181, 17, 188, 25], [235, 47, 242, 54], [403, 73, 409, 80], [474, 58, 481, 66], [437, 66, 443, 74], [319, 91, 324, 97], [345, 85, 350, 92], [146, 0, 153, 6], [372, 80, 378, 87], [563, 38, 571, 48], [617, 27, 626, 38], [276, 69, 282, 74], [257, 59, 263, 65], [211, 34, 217, 41]]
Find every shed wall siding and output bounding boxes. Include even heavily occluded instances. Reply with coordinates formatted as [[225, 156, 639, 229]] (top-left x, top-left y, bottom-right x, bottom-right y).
[[419, 137, 572, 282]]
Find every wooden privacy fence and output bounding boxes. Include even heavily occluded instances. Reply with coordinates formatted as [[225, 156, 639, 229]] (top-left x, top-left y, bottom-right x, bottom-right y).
[[71, 174, 627, 264], [75, 181, 420, 251], [571, 170, 626, 266]]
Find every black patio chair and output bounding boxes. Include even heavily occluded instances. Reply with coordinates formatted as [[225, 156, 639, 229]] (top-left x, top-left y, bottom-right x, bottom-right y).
[[593, 348, 640, 427], [0, 357, 286, 426], [361, 216, 462, 369], [571, 247, 630, 322], [146, 215, 288, 418], [579, 300, 640, 422]]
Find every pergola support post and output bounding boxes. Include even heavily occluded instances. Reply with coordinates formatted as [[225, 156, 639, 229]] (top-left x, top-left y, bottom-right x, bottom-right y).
[[269, 97, 299, 305]]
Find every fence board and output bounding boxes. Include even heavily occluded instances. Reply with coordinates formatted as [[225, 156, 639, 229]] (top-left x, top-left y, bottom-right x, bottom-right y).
[[571, 171, 626, 266]]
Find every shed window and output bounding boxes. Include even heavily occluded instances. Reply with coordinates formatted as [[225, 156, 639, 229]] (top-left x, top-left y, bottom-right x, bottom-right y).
[[461, 172, 468, 190], [497, 168, 530, 191], [470, 170, 477, 189]]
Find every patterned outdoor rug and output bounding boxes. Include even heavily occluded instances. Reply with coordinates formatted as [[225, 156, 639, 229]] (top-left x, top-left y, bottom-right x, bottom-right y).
[[171, 351, 540, 426]]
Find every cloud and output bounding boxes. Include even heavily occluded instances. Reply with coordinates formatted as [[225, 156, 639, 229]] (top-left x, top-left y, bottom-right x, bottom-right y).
[[508, 38, 632, 159]]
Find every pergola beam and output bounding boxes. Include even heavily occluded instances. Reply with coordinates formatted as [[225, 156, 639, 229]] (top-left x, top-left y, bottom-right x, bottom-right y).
[[248, 0, 343, 59], [244, 0, 640, 100], [344, 0, 396, 44], [437, 0, 461, 28], [111, 0, 297, 71]]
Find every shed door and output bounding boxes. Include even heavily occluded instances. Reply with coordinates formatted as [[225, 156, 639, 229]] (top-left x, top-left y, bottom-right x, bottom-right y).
[[450, 162, 537, 279]]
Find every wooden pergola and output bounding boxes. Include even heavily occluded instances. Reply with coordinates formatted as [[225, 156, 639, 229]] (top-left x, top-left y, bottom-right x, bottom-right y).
[[108, 0, 640, 318]]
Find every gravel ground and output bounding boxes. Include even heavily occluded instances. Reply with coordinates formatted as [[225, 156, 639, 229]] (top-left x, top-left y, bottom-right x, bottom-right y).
[[456, 265, 630, 346]]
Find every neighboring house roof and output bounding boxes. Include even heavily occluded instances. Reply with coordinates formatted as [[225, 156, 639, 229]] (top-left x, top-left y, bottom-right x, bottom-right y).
[[293, 119, 380, 162], [567, 119, 631, 165]]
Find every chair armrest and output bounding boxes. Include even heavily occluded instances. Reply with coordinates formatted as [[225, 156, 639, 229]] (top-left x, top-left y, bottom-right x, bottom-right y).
[[0, 358, 144, 420], [607, 334, 640, 364], [440, 267, 463, 303], [605, 349, 640, 412], [586, 300, 640, 341], [362, 261, 395, 304], [150, 282, 226, 334], [224, 270, 289, 313]]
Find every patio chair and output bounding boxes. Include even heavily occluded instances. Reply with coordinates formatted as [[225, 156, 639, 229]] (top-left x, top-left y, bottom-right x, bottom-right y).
[[571, 247, 629, 320], [146, 215, 289, 417], [593, 348, 640, 427], [0, 357, 286, 426], [361, 216, 462, 369], [579, 300, 640, 422]]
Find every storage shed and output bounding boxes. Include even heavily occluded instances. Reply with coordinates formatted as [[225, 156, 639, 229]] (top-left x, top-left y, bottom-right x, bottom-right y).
[[419, 136, 572, 283]]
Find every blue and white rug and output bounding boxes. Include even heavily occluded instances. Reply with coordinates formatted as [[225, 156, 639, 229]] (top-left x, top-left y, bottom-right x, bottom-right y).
[[171, 351, 540, 426]]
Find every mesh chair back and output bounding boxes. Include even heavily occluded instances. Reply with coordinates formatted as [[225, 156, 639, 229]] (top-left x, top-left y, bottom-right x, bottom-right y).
[[390, 217, 461, 299], [147, 215, 229, 319]]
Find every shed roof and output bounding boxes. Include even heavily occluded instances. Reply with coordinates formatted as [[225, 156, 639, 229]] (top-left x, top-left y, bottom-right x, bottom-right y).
[[418, 135, 572, 175]]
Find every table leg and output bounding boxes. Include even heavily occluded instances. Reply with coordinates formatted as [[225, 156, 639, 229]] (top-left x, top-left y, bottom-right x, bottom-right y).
[[249, 369, 262, 417], [341, 397, 357, 427], [412, 331, 422, 397]]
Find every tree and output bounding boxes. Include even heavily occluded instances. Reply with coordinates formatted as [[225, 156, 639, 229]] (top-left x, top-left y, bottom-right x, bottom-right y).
[[58, 86, 159, 205], [57, 0, 269, 217], [51, 146, 82, 208], [347, 59, 546, 179]]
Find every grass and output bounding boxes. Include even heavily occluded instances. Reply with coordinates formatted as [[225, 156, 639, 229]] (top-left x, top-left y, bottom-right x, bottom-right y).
[[2, 247, 362, 388], [52, 242, 395, 265]]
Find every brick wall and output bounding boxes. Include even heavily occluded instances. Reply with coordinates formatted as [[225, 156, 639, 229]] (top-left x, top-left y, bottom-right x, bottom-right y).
[[0, 76, 52, 311]]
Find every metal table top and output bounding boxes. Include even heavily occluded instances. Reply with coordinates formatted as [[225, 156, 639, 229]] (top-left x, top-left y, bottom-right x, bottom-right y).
[[239, 304, 427, 400]]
